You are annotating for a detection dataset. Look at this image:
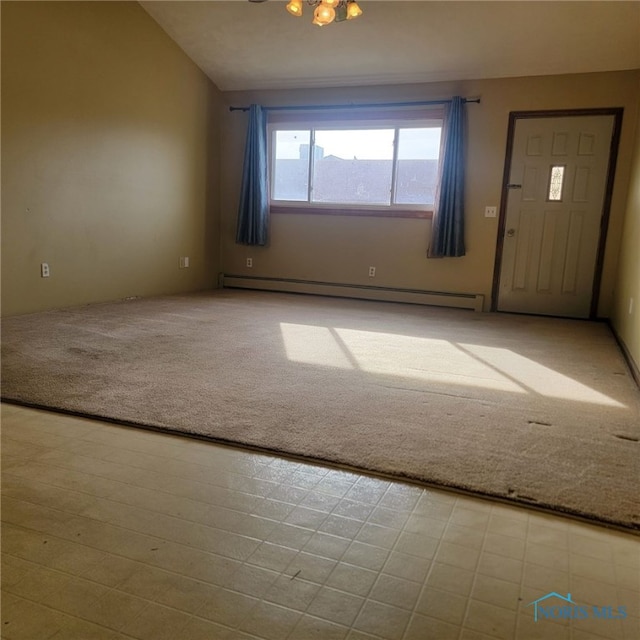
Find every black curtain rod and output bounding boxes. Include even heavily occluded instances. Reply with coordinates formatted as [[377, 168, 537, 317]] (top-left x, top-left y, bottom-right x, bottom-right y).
[[229, 97, 480, 112]]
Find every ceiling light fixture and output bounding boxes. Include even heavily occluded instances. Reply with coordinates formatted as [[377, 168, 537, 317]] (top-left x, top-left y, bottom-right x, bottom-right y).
[[286, 0, 363, 27]]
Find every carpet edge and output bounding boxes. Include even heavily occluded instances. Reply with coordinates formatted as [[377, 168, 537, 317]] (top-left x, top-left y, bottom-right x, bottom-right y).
[[3, 395, 638, 535]]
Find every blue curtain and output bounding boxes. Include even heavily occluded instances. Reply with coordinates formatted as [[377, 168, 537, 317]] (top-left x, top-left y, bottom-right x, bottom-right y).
[[429, 96, 466, 257], [236, 105, 269, 246]]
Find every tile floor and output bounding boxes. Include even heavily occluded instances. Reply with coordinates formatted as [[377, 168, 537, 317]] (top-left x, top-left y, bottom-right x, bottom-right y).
[[1, 403, 638, 640]]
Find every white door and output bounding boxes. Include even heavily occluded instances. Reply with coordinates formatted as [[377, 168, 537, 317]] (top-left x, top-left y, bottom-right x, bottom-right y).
[[497, 115, 615, 318]]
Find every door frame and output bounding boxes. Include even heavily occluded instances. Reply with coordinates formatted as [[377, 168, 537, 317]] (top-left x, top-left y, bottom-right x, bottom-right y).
[[490, 108, 624, 318]]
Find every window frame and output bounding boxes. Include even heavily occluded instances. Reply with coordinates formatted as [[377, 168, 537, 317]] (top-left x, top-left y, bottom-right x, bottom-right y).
[[268, 111, 444, 219]]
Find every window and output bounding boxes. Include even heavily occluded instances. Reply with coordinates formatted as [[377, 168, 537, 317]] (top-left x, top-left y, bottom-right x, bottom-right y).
[[547, 165, 566, 201], [269, 113, 443, 218]]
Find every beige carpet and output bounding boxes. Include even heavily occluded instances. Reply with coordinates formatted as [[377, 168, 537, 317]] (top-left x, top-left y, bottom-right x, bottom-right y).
[[2, 289, 639, 529]]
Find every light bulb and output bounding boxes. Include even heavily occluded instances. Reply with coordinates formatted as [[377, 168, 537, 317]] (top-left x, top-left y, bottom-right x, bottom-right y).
[[286, 0, 303, 16], [322, 0, 340, 7], [313, 3, 336, 25], [346, 1, 363, 19]]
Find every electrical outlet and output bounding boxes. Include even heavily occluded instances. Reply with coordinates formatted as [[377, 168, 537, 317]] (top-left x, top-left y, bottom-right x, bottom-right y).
[[630, 298, 634, 315], [246, 258, 253, 268], [484, 206, 497, 218], [368, 266, 376, 277], [179, 257, 190, 269], [40, 263, 50, 278], [184, 256, 189, 268]]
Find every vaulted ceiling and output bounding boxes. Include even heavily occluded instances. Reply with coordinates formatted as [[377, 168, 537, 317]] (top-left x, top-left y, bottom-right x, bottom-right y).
[[140, 1, 640, 91]]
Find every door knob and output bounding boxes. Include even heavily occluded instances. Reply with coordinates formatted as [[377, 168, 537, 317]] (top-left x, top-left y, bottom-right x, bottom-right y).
[[506, 228, 516, 237]]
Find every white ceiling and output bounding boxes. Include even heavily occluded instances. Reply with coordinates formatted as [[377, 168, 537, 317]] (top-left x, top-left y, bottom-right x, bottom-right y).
[[140, 1, 640, 92]]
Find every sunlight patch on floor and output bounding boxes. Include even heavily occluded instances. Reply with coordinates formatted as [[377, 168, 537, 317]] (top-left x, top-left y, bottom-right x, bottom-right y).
[[280, 323, 524, 393], [460, 344, 626, 407], [280, 323, 353, 369], [280, 323, 625, 407], [334, 327, 526, 393]]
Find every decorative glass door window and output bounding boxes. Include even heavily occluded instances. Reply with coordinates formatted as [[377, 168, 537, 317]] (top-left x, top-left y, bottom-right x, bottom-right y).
[[547, 165, 566, 201]]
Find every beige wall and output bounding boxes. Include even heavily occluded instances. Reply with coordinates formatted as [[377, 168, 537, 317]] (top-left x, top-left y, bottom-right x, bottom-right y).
[[1, 1, 222, 317], [221, 71, 640, 314], [611, 91, 640, 375]]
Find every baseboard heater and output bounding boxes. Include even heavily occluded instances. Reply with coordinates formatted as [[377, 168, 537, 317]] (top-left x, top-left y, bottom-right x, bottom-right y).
[[221, 275, 484, 312]]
